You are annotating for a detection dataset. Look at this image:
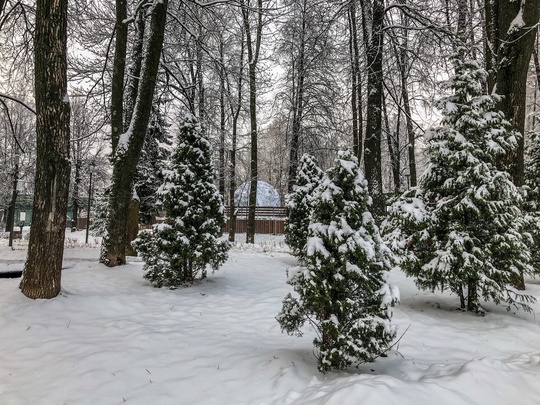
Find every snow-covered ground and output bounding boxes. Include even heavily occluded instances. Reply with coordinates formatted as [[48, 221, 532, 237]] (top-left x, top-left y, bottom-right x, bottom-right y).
[[1, 232, 540, 404]]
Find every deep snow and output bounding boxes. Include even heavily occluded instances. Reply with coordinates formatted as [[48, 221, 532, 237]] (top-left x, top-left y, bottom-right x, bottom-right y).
[[0, 232, 539, 404]]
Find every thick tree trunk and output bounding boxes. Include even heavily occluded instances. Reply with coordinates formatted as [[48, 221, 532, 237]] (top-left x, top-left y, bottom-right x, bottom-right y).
[[101, 0, 168, 267], [485, 0, 540, 290], [20, 0, 70, 299], [124, 7, 146, 129], [111, 0, 128, 152], [361, 0, 385, 217]]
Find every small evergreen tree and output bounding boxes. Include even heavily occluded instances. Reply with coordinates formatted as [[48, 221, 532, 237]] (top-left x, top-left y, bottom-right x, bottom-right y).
[[383, 51, 534, 312], [133, 114, 229, 288], [134, 106, 172, 225], [284, 154, 324, 261], [277, 150, 399, 373]]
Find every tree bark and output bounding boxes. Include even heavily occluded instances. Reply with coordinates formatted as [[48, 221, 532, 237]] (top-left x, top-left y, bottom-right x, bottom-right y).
[[361, 0, 385, 217], [348, 1, 363, 161], [383, 94, 400, 193], [287, 0, 307, 194], [111, 0, 129, 152], [124, 6, 146, 129], [485, 0, 540, 290], [242, 0, 263, 244], [398, 7, 416, 187], [228, 30, 245, 243], [20, 0, 70, 299], [101, 0, 168, 267], [219, 36, 226, 197]]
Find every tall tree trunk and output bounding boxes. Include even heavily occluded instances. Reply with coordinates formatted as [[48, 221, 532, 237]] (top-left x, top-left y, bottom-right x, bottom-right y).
[[110, 0, 128, 152], [361, 0, 385, 217], [219, 37, 226, 197], [196, 25, 205, 121], [485, 0, 540, 290], [123, 7, 146, 255], [533, 45, 540, 93], [72, 152, 81, 230], [228, 30, 245, 243], [287, 0, 307, 193], [101, 0, 168, 267], [6, 162, 18, 239], [348, 1, 363, 161], [124, 6, 147, 129], [383, 94, 400, 193], [20, 0, 70, 299], [242, 0, 263, 244], [398, 7, 416, 187]]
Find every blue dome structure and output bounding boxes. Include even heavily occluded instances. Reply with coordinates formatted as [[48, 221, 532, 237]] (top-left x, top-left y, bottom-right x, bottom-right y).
[[234, 181, 281, 207]]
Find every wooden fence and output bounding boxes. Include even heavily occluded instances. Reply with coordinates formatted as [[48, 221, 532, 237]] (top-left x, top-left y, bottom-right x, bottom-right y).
[[223, 206, 287, 235], [139, 206, 288, 235]]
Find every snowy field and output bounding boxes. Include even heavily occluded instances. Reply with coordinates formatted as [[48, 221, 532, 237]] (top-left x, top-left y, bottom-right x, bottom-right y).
[[1, 232, 540, 404]]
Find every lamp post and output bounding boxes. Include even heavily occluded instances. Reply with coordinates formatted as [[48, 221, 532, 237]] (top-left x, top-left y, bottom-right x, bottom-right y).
[[8, 154, 19, 248], [85, 161, 96, 244]]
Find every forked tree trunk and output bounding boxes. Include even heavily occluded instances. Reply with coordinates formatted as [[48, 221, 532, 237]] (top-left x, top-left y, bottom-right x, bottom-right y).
[[20, 0, 71, 299], [485, 0, 540, 290], [101, 0, 168, 267]]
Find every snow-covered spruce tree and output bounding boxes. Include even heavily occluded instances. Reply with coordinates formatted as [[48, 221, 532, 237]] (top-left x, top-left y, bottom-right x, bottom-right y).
[[284, 153, 324, 262], [134, 106, 171, 225], [90, 189, 109, 237], [383, 51, 534, 313], [277, 149, 399, 373], [133, 114, 229, 288]]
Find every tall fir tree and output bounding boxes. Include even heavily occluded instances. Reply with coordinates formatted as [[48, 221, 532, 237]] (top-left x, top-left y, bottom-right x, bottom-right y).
[[284, 154, 324, 261], [277, 149, 399, 373], [383, 51, 534, 312], [133, 114, 229, 288], [134, 106, 172, 225]]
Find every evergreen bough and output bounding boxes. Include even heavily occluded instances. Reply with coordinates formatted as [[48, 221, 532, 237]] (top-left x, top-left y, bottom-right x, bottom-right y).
[[134, 106, 171, 225], [89, 189, 109, 237], [133, 114, 229, 288], [285, 154, 324, 261], [277, 150, 399, 373], [383, 51, 535, 313]]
